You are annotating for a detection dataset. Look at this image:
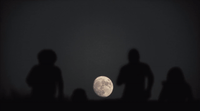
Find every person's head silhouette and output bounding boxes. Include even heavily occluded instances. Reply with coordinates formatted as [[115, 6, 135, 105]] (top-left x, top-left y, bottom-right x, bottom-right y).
[[37, 49, 57, 65], [128, 49, 140, 64], [166, 67, 185, 83], [71, 88, 87, 102]]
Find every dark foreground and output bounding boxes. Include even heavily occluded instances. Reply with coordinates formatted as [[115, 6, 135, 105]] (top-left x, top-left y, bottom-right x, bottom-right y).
[[1, 97, 199, 111], [1, 97, 200, 103]]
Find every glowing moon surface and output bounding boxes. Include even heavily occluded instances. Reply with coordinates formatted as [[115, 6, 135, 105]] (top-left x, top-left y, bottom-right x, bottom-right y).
[[93, 76, 113, 97]]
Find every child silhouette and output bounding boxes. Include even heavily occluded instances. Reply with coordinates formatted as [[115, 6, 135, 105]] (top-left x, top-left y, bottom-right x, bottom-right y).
[[26, 49, 64, 102]]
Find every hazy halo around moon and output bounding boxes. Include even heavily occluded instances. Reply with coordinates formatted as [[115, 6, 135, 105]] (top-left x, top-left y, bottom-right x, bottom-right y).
[[93, 76, 113, 97]]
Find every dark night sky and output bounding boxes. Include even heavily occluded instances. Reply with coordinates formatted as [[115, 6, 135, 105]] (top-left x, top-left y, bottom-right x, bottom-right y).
[[0, 0, 200, 100]]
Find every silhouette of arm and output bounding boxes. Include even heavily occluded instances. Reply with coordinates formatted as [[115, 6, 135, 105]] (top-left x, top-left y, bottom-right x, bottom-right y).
[[116, 66, 126, 86], [145, 65, 154, 92], [158, 86, 167, 102], [26, 66, 37, 87], [26, 74, 33, 87], [186, 84, 193, 102], [57, 68, 64, 98]]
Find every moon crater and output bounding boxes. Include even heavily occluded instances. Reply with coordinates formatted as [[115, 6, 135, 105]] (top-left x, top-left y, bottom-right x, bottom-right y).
[[93, 76, 113, 97]]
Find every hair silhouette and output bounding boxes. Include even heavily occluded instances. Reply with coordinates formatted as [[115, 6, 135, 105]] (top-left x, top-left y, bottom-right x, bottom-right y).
[[159, 67, 193, 102], [26, 49, 64, 102], [166, 67, 185, 83], [71, 88, 88, 102], [117, 48, 154, 102]]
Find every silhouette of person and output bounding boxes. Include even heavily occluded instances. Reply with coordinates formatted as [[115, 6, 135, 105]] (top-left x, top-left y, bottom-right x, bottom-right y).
[[71, 88, 88, 102], [117, 49, 154, 102], [158, 67, 193, 102], [26, 49, 64, 102]]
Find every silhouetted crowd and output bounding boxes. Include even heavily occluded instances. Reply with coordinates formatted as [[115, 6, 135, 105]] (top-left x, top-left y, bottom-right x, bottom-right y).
[[25, 49, 194, 103]]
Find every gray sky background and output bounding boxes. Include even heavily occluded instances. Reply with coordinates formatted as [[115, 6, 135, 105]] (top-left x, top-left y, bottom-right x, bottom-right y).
[[1, 0, 200, 100]]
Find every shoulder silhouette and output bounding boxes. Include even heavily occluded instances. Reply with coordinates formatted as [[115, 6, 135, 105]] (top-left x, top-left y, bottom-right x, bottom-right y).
[[158, 67, 193, 102], [117, 49, 154, 102], [26, 49, 64, 102]]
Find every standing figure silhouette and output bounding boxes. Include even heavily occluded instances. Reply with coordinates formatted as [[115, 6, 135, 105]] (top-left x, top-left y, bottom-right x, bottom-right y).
[[159, 67, 193, 102], [26, 49, 64, 102], [117, 49, 154, 102]]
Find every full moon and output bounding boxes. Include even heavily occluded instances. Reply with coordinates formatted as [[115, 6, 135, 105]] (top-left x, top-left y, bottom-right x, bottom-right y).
[[93, 76, 113, 97]]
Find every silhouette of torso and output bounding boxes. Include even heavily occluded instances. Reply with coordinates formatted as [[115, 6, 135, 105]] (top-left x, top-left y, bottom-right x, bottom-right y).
[[27, 64, 61, 99], [118, 62, 151, 101], [160, 82, 192, 102]]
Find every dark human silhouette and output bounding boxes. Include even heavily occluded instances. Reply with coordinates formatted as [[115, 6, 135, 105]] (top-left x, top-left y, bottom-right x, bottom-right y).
[[70, 88, 88, 102], [158, 67, 193, 102], [117, 49, 154, 102], [26, 49, 64, 102]]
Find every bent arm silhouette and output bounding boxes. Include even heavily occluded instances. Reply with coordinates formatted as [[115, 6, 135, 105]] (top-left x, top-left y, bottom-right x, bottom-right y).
[[116, 67, 126, 86], [26, 66, 37, 87]]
